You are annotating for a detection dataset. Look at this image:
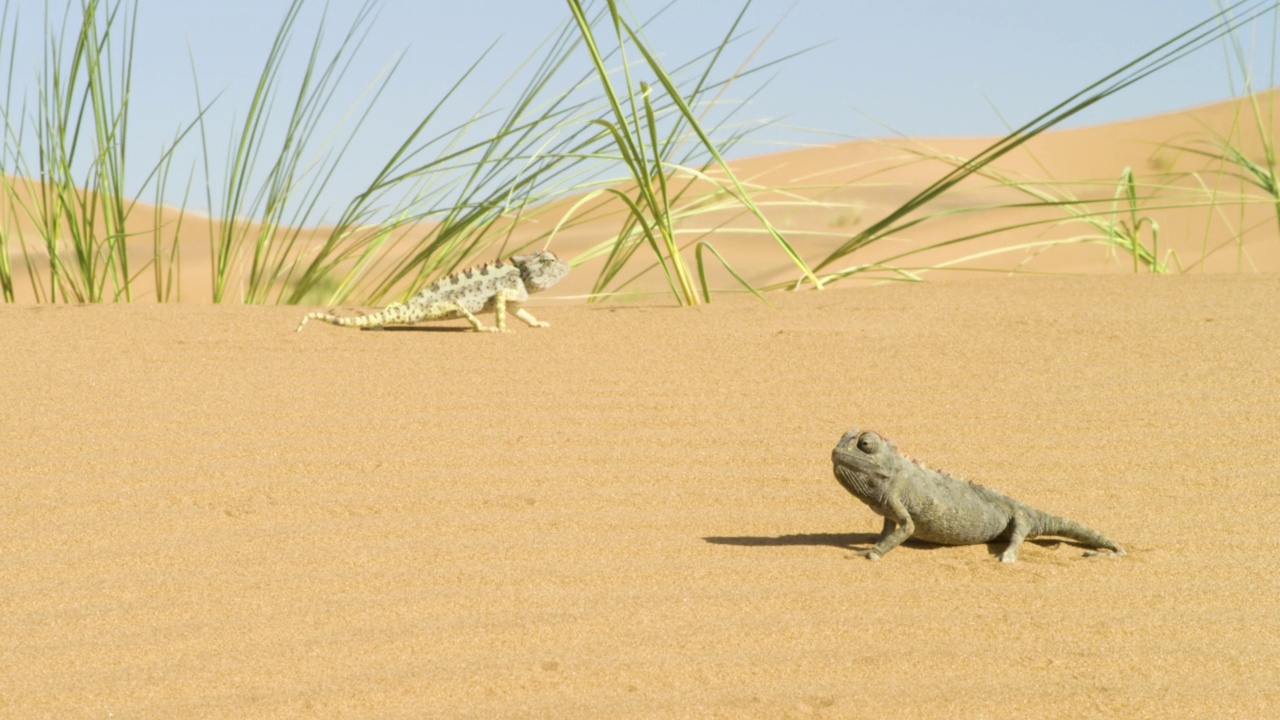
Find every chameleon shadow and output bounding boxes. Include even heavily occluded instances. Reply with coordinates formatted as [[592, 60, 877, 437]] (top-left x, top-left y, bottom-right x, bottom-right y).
[[360, 325, 473, 333], [704, 533, 1083, 558], [703, 532, 875, 549], [703, 532, 940, 551]]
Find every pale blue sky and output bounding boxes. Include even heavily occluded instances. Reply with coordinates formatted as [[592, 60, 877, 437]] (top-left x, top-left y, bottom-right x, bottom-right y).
[[5, 1, 1276, 218]]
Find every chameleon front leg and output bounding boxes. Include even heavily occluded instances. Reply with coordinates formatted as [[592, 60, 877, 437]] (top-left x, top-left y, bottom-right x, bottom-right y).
[[513, 307, 551, 328], [856, 517, 895, 558], [492, 292, 510, 332], [493, 290, 551, 331], [860, 500, 914, 560]]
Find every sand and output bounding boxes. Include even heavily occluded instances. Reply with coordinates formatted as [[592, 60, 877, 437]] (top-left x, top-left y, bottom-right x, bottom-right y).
[[4, 274, 1279, 718]]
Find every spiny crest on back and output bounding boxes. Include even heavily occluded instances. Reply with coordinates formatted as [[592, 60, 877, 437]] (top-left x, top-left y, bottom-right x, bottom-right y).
[[872, 430, 965, 479], [837, 428, 988, 492], [427, 257, 516, 293]]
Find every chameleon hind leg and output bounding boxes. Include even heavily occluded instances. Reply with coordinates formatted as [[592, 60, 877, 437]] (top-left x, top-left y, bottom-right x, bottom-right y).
[[998, 511, 1033, 563], [514, 307, 550, 328]]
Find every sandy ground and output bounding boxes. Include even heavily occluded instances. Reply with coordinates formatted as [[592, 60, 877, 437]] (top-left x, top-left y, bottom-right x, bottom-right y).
[[3, 274, 1279, 718]]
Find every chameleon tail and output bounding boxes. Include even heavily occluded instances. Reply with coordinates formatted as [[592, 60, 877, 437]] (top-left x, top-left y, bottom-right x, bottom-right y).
[[296, 305, 406, 332], [1036, 512, 1125, 555]]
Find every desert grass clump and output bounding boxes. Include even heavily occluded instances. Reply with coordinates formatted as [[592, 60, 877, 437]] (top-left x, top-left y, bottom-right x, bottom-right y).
[[195, 0, 812, 308], [803, 0, 1279, 287], [278, 15, 611, 308], [0, 0, 192, 302], [286, 0, 818, 308], [565, 0, 819, 304], [194, 0, 395, 304], [1155, 6, 1280, 271]]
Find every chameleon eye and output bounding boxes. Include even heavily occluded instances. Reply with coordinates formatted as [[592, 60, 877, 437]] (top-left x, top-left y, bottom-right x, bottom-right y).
[[856, 433, 879, 454]]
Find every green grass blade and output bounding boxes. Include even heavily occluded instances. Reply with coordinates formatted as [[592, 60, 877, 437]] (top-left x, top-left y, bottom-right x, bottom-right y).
[[694, 240, 769, 304]]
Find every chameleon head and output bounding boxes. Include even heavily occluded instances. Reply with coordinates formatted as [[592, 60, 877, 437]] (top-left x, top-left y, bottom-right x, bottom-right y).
[[513, 250, 570, 291], [831, 429, 895, 499]]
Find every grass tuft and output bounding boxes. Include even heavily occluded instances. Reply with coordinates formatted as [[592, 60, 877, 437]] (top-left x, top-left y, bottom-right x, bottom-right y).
[[806, 0, 1279, 286]]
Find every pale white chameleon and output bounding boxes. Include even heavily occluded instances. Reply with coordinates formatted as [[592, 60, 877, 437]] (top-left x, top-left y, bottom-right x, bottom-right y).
[[296, 250, 569, 332]]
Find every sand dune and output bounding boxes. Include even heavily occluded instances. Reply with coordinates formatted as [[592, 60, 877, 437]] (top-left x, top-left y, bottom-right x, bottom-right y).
[[5, 91, 1280, 304], [526, 89, 1280, 297]]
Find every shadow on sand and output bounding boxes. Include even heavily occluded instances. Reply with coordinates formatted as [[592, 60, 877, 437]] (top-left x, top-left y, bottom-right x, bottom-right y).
[[703, 532, 940, 552], [360, 325, 473, 332], [702, 532, 1071, 557]]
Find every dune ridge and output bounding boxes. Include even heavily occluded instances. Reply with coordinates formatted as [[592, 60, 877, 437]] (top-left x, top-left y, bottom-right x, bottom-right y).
[[5, 91, 1280, 304]]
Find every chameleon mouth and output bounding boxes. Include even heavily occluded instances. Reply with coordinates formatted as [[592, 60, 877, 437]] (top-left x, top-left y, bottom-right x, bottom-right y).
[[830, 446, 875, 470]]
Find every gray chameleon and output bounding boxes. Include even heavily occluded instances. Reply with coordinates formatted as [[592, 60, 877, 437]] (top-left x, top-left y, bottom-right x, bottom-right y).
[[297, 250, 569, 333], [831, 428, 1124, 562]]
